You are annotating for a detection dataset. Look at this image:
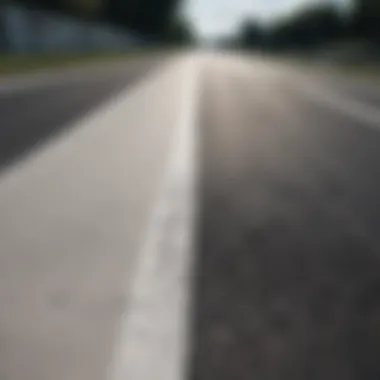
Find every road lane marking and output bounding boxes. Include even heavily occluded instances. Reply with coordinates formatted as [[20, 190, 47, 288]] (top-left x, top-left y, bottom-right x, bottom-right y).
[[108, 57, 200, 380]]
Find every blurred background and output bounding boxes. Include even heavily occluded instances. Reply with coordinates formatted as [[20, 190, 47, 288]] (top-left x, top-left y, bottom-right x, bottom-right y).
[[214, 0, 380, 67], [0, 0, 379, 70], [0, 0, 194, 73]]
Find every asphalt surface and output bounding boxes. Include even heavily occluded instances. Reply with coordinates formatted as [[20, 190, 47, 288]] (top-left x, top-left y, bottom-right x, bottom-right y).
[[193, 55, 380, 380]]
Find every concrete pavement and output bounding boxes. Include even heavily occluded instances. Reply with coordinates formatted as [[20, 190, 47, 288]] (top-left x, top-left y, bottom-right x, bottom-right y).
[[0, 56, 194, 380], [0, 57, 163, 169]]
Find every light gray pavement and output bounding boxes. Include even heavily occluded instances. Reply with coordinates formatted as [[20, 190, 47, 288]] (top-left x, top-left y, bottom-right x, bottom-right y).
[[0, 57, 189, 380], [0, 56, 166, 169]]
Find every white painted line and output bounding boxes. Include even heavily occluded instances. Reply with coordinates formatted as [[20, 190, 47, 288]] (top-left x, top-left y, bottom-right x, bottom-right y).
[[298, 85, 380, 129], [108, 57, 200, 380]]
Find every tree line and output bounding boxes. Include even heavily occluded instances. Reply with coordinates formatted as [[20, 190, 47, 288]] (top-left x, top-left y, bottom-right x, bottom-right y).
[[237, 0, 380, 52], [2, 0, 193, 42]]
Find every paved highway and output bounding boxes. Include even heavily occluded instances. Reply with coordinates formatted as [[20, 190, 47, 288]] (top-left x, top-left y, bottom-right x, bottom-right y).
[[193, 55, 380, 380], [0, 53, 380, 380]]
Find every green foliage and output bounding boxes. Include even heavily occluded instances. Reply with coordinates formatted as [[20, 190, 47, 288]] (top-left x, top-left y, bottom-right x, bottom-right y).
[[235, 2, 351, 52], [351, 0, 380, 43], [237, 18, 264, 49], [103, 0, 182, 37], [267, 3, 345, 51], [165, 15, 195, 44], [12, 0, 184, 38], [239, 0, 380, 52]]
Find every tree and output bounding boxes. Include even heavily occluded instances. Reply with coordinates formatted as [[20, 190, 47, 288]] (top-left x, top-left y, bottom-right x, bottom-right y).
[[165, 15, 195, 44], [103, 0, 182, 37], [0, 3, 9, 52], [351, 0, 380, 43], [14, 0, 184, 38], [63, 0, 103, 16], [266, 3, 345, 51], [237, 18, 264, 49]]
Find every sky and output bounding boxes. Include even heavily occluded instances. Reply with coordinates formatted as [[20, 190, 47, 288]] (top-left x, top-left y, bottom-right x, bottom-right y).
[[185, 0, 351, 38]]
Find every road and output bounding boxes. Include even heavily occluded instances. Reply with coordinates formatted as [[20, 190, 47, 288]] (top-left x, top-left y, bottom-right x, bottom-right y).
[[0, 53, 380, 380], [193, 55, 380, 380]]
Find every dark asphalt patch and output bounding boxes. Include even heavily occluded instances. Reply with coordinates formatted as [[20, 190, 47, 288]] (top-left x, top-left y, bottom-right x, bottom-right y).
[[191, 63, 380, 380]]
